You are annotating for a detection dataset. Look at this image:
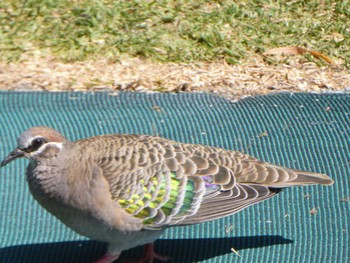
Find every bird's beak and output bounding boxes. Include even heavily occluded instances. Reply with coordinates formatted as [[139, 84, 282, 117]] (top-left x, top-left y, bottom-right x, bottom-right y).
[[1, 148, 25, 167]]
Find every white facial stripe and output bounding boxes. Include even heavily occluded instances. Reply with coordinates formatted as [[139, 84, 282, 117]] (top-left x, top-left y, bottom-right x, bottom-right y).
[[22, 135, 45, 149], [31, 142, 63, 155]]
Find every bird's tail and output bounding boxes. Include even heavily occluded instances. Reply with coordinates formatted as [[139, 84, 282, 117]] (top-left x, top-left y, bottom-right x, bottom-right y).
[[237, 163, 334, 188]]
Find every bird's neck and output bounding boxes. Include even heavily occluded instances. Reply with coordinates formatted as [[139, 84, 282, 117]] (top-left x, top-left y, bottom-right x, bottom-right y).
[[26, 158, 69, 201]]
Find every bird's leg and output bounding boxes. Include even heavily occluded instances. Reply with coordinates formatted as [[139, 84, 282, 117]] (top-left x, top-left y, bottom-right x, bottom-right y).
[[122, 243, 170, 263], [93, 253, 120, 263], [142, 243, 169, 262]]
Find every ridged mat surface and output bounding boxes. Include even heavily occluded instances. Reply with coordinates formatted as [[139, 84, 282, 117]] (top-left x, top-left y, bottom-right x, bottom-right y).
[[0, 92, 349, 263]]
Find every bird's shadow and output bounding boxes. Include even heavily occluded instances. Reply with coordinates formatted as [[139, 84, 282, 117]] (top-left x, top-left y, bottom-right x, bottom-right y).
[[0, 235, 292, 263]]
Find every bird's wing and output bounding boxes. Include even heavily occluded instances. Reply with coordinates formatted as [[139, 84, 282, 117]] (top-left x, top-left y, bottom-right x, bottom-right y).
[[91, 135, 332, 229]]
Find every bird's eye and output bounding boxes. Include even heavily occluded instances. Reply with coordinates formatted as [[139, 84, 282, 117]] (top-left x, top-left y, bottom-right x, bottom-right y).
[[31, 138, 45, 149]]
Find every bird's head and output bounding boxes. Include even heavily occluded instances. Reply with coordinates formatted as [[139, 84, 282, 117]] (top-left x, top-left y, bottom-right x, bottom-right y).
[[1, 126, 69, 167]]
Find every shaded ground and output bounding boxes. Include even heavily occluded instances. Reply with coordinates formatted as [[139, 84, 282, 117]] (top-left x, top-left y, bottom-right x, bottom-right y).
[[1, 56, 349, 101]]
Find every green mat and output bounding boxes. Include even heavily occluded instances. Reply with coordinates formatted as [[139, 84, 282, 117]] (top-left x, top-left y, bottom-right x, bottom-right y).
[[0, 92, 348, 263]]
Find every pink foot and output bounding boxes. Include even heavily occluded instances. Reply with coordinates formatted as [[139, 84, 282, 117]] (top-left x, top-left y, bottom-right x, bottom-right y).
[[122, 243, 170, 263], [94, 253, 120, 263]]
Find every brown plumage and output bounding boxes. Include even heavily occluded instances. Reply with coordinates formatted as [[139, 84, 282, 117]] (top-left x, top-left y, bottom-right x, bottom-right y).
[[1, 126, 334, 263]]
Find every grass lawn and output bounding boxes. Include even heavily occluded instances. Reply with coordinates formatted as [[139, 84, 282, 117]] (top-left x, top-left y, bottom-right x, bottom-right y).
[[1, 0, 349, 65], [0, 0, 349, 94]]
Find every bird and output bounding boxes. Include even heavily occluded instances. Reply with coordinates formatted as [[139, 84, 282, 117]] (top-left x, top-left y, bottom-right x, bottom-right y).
[[1, 126, 333, 263]]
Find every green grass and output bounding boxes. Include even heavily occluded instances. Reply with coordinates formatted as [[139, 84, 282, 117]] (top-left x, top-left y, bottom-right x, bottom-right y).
[[1, 0, 349, 66]]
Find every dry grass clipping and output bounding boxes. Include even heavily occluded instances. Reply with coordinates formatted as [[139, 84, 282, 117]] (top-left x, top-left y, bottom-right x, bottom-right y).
[[0, 56, 349, 101]]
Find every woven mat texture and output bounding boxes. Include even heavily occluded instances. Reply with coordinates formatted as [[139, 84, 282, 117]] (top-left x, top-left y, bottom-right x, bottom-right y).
[[0, 92, 349, 263]]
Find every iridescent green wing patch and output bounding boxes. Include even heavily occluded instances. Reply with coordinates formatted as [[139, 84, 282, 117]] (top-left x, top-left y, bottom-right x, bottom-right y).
[[118, 172, 198, 225]]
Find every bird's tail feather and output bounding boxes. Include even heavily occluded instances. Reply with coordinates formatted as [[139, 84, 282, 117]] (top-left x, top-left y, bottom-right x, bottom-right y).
[[237, 163, 334, 188]]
